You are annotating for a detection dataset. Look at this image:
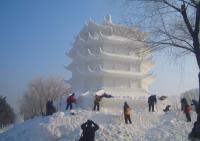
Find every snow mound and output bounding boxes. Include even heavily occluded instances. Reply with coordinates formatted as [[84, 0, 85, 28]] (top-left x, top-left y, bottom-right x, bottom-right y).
[[0, 108, 196, 141]]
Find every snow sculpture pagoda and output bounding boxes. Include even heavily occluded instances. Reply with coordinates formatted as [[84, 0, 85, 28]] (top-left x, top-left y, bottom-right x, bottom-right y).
[[67, 15, 154, 99]]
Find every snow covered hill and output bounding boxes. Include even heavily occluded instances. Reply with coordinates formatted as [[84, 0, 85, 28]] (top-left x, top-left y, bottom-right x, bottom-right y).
[[0, 106, 196, 141]]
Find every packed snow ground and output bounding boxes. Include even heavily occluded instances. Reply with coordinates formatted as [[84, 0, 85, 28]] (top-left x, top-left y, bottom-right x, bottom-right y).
[[0, 105, 196, 141], [0, 125, 13, 134]]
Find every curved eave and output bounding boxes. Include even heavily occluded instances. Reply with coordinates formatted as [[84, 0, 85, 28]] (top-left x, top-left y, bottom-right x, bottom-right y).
[[74, 48, 141, 62], [85, 19, 147, 40], [86, 21, 112, 33], [69, 36, 86, 58], [99, 48, 141, 62], [99, 32, 132, 42], [74, 48, 95, 60], [80, 20, 113, 39], [75, 66, 150, 79], [87, 33, 146, 50], [99, 32, 146, 47], [66, 63, 73, 71], [67, 46, 75, 58], [100, 68, 150, 79]]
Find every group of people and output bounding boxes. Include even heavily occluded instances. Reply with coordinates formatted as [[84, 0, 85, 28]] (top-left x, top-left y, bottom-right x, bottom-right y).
[[64, 92, 102, 111], [64, 93, 158, 126], [64, 92, 113, 111], [46, 93, 200, 141], [180, 98, 199, 122], [45, 92, 103, 115], [48, 93, 196, 124], [78, 101, 132, 141], [64, 92, 132, 125], [45, 93, 77, 116]]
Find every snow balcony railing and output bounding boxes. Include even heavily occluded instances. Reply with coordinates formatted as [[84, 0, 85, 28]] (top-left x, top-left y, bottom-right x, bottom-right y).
[[75, 65, 152, 79], [74, 47, 142, 63]]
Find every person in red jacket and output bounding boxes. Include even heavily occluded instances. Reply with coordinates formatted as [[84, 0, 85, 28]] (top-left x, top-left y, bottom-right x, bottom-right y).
[[66, 93, 76, 110]]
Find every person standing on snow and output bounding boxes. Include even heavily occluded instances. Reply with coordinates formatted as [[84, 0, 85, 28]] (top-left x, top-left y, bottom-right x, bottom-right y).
[[46, 100, 56, 116], [123, 102, 132, 124], [184, 103, 192, 122], [79, 120, 99, 141], [181, 98, 187, 112], [148, 95, 157, 112], [180, 98, 192, 122], [191, 99, 199, 114], [66, 93, 76, 110], [93, 95, 103, 111], [188, 121, 200, 140]]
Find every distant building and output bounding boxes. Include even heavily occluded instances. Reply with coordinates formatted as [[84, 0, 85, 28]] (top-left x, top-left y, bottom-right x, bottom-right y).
[[67, 15, 154, 99]]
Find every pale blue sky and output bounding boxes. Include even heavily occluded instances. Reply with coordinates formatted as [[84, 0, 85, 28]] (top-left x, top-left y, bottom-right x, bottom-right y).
[[0, 0, 198, 112]]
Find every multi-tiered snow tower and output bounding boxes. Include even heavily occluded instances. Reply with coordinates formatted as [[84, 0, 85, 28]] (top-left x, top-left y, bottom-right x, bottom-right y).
[[67, 15, 154, 99]]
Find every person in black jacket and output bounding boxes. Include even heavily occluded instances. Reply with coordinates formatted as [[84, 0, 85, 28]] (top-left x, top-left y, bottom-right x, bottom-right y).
[[191, 99, 199, 114], [181, 98, 187, 112], [79, 120, 99, 141], [123, 102, 132, 124], [46, 100, 56, 116], [188, 121, 200, 140], [148, 95, 157, 112], [184, 104, 192, 122]]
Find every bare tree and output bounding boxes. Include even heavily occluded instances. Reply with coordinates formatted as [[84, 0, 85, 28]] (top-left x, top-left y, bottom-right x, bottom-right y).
[[20, 76, 71, 120], [120, 0, 200, 139]]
